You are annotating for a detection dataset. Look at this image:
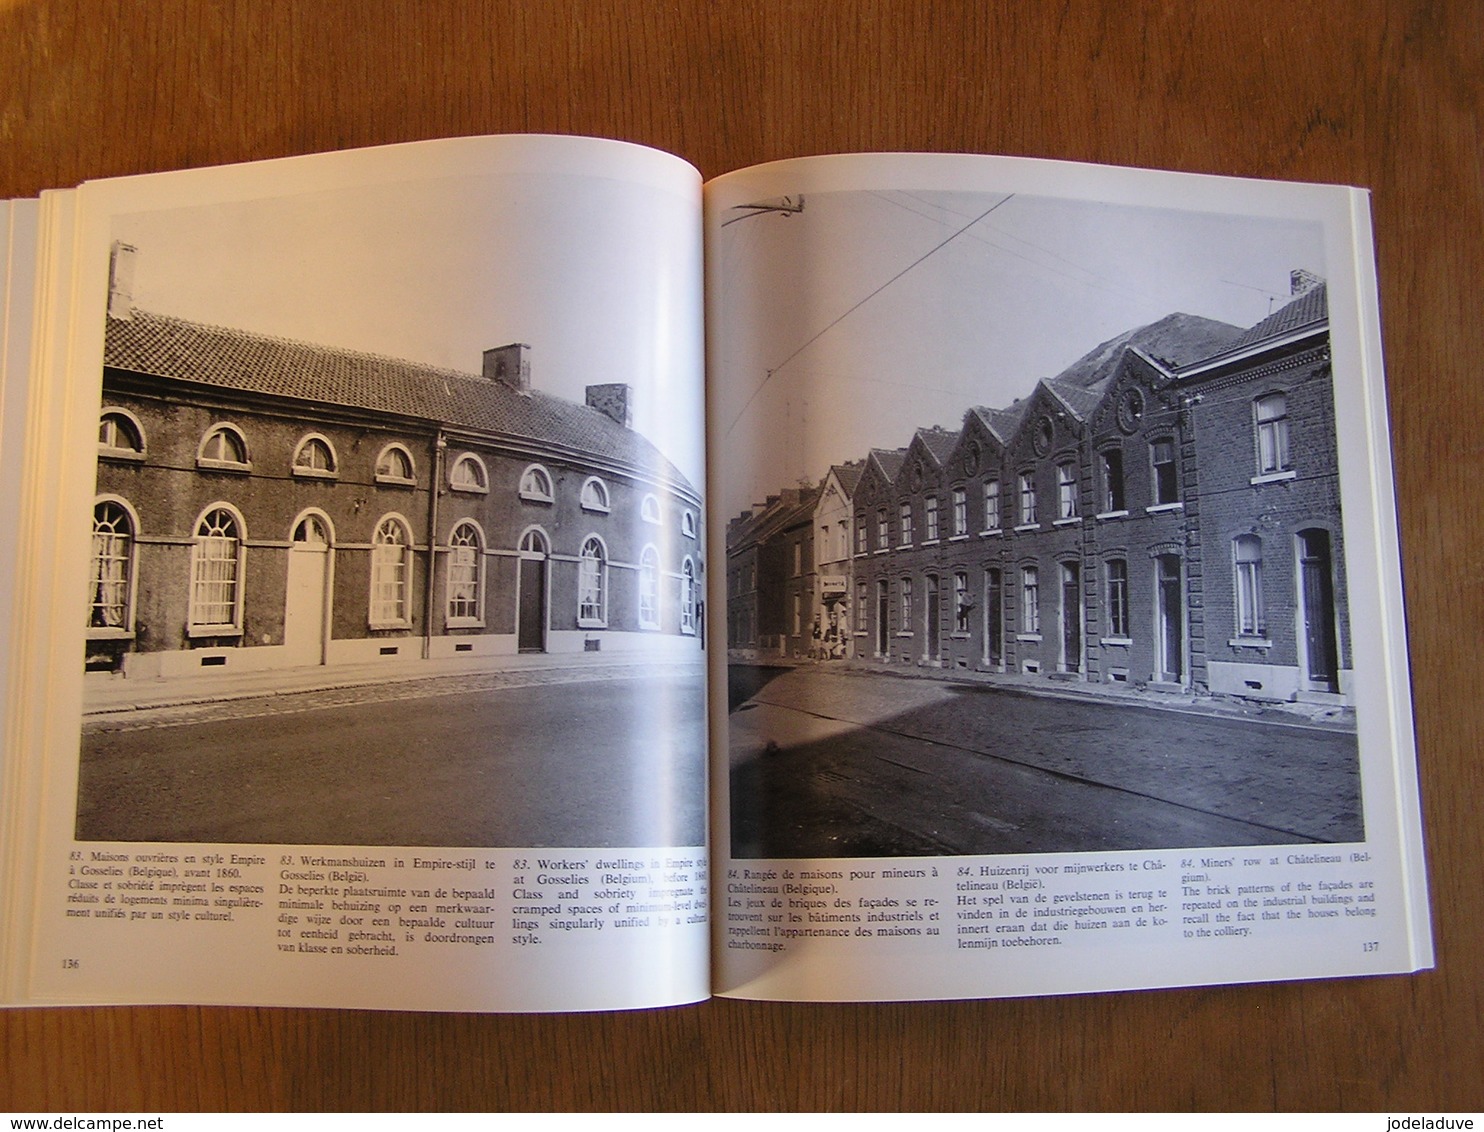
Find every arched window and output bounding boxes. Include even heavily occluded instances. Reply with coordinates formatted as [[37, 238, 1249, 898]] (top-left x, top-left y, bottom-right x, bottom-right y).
[[681, 511, 697, 539], [370, 516, 412, 626], [292, 434, 337, 477], [447, 521, 483, 625], [89, 498, 135, 633], [641, 494, 661, 524], [1233, 534, 1264, 636], [375, 443, 416, 485], [449, 453, 488, 493], [638, 545, 661, 628], [578, 536, 607, 626], [1254, 393, 1290, 475], [580, 477, 610, 513], [680, 557, 697, 635], [519, 464, 554, 502], [197, 424, 249, 471], [98, 410, 145, 459], [189, 505, 245, 634]]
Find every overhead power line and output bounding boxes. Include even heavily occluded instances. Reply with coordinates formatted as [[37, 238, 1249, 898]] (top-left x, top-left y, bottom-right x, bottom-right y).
[[724, 193, 1015, 437]]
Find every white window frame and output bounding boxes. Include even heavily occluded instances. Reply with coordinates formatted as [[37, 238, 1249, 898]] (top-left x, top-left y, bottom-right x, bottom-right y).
[[925, 495, 940, 542], [641, 494, 662, 524], [680, 557, 697, 635], [1105, 557, 1131, 642], [1233, 534, 1265, 639], [578, 535, 608, 627], [88, 496, 139, 638], [446, 519, 485, 627], [369, 514, 413, 629], [292, 433, 338, 479], [1017, 472, 1038, 528], [951, 486, 967, 537], [374, 443, 416, 486], [1254, 393, 1292, 478], [984, 479, 1001, 531], [580, 477, 611, 513], [98, 408, 146, 461], [638, 545, 661, 629], [899, 500, 913, 546], [681, 510, 697, 538], [1020, 565, 1040, 636], [197, 423, 250, 472], [449, 453, 489, 494], [1056, 462, 1078, 521], [188, 503, 246, 636], [518, 463, 554, 502]]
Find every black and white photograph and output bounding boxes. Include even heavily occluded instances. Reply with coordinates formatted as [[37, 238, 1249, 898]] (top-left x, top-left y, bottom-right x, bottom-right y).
[[77, 150, 708, 848], [716, 187, 1361, 859]]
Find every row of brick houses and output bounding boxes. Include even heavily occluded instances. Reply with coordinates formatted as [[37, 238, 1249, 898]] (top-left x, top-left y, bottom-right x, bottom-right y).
[[88, 244, 703, 681], [726, 274, 1351, 705]]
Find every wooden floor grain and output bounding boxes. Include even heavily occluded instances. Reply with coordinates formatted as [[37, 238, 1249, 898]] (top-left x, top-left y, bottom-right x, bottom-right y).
[[2, 0, 1479, 1111]]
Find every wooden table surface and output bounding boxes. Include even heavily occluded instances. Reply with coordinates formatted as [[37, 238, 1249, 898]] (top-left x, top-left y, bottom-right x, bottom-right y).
[[3, 0, 1480, 1112]]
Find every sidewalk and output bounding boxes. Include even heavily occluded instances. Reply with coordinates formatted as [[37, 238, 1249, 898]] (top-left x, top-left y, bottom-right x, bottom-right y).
[[83, 649, 703, 719], [730, 651, 1355, 730]]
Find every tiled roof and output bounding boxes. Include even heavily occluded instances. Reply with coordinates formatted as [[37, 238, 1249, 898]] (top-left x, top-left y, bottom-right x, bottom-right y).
[[830, 460, 865, 496], [1226, 283, 1328, 351], [869, 447, 908, 482], [1051, 312, 1244, 390], [1043, 377, 1105, 422], [968, 401, 1029, 444], [104, 310, 690, 489], [914, 426, 961, 466]]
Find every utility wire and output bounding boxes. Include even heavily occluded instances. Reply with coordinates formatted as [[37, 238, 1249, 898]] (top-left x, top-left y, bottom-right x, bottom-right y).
[[724, 193, 1015, 437]]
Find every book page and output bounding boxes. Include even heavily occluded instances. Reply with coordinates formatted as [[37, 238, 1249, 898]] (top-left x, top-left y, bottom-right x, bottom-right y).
[[8, 136, 709, 1011], [704, 153, 1430, 1002]]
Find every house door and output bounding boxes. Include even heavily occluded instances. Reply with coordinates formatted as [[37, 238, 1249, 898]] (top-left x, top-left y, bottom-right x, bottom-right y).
[[1060, 562, 1081, 673], [924, 575, 940, 661], [1298, 529, 1340, 692], [1155, 553, 1182, 683], [517, 530, 548, 653], [985, 568, 1002, 667], [284, 515, 330, 666], [876, 580, 889, 657]]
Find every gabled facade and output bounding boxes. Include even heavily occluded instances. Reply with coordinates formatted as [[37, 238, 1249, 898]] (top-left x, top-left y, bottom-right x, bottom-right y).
[[731, 277, 1350, 706], [812, 461, 863, 658]]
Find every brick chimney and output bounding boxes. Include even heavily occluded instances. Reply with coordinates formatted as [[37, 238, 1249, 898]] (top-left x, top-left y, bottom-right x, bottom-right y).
[[1290, 269, 1323, 296], [585, 383, 633, 428], [108, 241, 137, 320], [483, 343, 531, 392]]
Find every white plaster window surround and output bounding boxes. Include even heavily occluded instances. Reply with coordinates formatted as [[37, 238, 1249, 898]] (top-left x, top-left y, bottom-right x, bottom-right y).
[[449, 453, 489, 494], [580, 476, 611, 513], [375, 443, 416, 486], [197, 423, 251, 472], [292, 434, 338, 478], [519, 464, 554, 502], [99, 409, 146, 461]]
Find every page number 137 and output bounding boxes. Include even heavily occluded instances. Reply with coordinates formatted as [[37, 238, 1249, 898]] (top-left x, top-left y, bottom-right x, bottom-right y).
[[1363, 941, 1380, 953]]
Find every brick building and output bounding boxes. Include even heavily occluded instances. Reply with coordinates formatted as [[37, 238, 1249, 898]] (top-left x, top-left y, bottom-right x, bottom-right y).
[[729, 275, 1352, 705], [88, 246, 703, 681]]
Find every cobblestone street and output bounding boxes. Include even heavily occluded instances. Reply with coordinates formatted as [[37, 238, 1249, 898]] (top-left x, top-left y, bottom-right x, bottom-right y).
[[728, 664, 1362, 858]]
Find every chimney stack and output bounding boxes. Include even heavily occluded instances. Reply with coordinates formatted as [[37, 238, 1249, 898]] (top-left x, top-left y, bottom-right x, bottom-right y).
[[483, 343, 531, 392], [1290, 269, 1323, 296], [108, 242, 137, 320], [585, 383, 633, 429]]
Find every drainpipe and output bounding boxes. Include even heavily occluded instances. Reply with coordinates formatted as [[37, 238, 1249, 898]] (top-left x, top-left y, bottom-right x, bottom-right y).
[[423, 430, 446, 661]]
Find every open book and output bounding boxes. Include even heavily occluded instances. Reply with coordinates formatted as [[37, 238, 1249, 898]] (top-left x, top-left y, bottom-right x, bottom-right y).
[[0, 135, 1430, 1010]]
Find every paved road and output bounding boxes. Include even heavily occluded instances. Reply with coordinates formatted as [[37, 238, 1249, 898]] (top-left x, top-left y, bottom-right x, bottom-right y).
[[728, 666, 1362, 858], [77, 671, 706, 847]]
